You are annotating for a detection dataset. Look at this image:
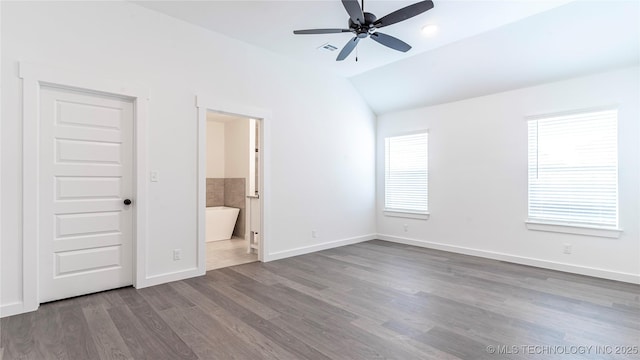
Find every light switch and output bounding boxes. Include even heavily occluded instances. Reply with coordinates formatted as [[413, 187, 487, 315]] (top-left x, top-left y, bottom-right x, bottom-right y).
[[150, 171, 159, 182]]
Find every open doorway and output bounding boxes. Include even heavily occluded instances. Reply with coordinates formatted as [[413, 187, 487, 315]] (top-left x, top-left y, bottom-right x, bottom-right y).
[[204, 111, 262, 270]]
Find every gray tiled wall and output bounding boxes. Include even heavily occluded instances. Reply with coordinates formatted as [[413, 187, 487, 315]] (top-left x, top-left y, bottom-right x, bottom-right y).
[[206, 178, 225, 207], [206, 178, 246, 238]]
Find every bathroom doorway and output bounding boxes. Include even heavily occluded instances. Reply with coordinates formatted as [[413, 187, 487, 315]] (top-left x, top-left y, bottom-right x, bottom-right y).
[[204, 111, 262, 270]]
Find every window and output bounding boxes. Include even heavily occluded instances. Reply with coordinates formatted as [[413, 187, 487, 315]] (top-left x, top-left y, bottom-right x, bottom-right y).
[[384, 132, 428, 217], [527, 108, 618, 231]]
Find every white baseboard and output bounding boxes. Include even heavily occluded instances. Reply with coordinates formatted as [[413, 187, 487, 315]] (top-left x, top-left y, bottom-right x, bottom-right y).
[[0, 301, 27, 318], [378, 234, 640, 284], [5, 233, 634, 319], [1, 267, 206, 317], [265, 234, 377, 262], [137, 267, 205, 289]]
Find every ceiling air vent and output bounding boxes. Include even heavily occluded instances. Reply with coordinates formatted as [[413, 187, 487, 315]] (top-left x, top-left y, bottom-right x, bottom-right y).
[[318, 43, 338, 52]]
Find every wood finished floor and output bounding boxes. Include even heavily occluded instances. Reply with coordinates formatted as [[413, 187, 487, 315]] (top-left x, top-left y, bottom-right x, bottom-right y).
[[2, 240, 639, 360]]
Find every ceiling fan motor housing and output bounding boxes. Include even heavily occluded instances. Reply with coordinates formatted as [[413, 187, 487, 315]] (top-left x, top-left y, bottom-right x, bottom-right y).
[[349, 12, 377, 36]]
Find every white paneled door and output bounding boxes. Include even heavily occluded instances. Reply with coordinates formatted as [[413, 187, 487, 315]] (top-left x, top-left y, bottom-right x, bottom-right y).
[[39, 86, 134, 302]]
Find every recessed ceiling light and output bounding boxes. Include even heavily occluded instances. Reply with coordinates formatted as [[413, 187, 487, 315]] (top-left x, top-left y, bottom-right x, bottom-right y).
[[421, 24, 439, 36]]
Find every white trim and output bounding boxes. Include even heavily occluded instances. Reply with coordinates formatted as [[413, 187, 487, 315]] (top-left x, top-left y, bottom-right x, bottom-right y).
[[195, 105, 207, 278], [525, 220, 622, 238], [0, 3, 3, 320], [19, 63, 149, 99], [0, 301, 25, 318], [384, 129, 430, 137], [133, 90, 151, 289], [196, 95, 271, 269], [383, 209, 430, 220], [377, 234, 640, 284], [266, 234, 377, 261], [140, 267, 202, 288], [18, 62, 150, 314], [21, 74, 39, 314], [525, 104, 619, 121], [0, 0, 3, 321]]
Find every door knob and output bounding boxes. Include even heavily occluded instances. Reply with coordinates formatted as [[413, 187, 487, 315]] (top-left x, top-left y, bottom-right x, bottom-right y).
[[124, 199, 132, 205]]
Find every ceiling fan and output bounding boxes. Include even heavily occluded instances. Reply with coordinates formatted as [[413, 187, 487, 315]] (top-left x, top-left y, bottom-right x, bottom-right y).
[[293, 0, 435, 61]]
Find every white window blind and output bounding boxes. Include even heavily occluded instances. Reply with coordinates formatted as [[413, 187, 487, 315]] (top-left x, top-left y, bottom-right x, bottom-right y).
[[385, 132, 428, 213], [527, 109, 618, 227]]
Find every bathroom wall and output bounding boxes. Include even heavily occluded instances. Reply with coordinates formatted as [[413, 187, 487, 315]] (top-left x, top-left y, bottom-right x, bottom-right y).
[[224, 119, 250, 238], [206, 119, 226, 208], [224, 119, 250, 180], [224, 178, 246, 237], [206, 121, 225, 178], [206, 178, 224, 207], [206, 116, 250, 238]]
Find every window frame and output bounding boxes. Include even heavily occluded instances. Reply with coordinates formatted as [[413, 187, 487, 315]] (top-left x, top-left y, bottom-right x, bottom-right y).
[[383, 130, 430, 220], [524, 106, 622, 238]]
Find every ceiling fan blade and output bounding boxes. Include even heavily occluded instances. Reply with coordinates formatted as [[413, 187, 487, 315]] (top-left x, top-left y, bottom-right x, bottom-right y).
[[336, 37, 360, 61], [342, 0, 365, 25], [370, 32, 412, 52], [374, 0, 434, 28], [293, 29, 352, 35]]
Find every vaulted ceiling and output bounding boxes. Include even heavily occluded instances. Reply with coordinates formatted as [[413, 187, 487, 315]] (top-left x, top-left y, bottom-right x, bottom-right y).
[[134, 0, 640, 114], [351, 0, 640, 113]]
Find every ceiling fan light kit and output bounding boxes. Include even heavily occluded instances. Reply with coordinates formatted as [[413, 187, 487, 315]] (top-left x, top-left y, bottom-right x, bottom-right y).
[[293, 0, 435, 61]]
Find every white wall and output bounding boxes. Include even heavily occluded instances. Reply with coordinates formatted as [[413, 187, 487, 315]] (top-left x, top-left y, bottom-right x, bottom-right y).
[[1, 1, 376, 314], [224, 119, 250, 181], [377, 67, 640, 283], [206, 121, 225, 178]]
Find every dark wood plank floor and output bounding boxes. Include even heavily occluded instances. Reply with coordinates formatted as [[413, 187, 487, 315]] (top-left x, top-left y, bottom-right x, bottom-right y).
[[2, 240, 639, 359]]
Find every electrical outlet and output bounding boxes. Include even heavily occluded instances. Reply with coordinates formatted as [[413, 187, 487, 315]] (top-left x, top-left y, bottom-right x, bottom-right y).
[[311, 230, 317, 238], [173, 249, 181, 260], [403, 224, 409, 232], [563, 243, 572, 254], [150, 171, 159, 182]]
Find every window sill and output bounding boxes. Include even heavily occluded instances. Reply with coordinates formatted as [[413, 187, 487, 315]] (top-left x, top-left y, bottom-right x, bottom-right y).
[[525, 220, 622, 238], [384, 209, 430, 220]]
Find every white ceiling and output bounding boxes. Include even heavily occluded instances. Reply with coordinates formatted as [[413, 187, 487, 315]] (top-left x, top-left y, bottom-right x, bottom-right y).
[[134, 0, 574, 77], [134, 0, 639, 114], [351, 0, 640, 113]]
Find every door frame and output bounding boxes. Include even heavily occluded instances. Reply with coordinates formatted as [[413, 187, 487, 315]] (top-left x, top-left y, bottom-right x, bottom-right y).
[[196, 95, 271, 270], [19, 62, 150, 313]]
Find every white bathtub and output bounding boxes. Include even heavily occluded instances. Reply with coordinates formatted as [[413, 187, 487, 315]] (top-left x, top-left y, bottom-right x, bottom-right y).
[[206, 206, 240, 242]]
